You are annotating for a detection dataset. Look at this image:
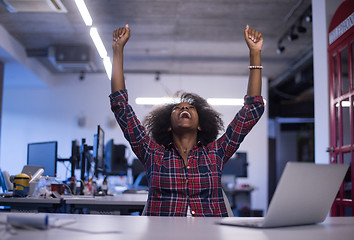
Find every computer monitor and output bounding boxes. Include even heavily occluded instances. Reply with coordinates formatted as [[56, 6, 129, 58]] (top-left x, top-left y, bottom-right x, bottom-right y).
[[223, 152, 248, 178], [27, 141, 58, 177], [104, 139, 128, 175], [71, 140, 80, 170], [93, 125, 105, 174]]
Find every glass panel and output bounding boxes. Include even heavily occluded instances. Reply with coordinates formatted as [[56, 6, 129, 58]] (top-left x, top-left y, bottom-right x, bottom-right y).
[[344, 207, 352, 216], [341, 48, 349, 94], [335, 103, 340, 147], [343, 152, 351, 201], [352, 42, 354, 88], [334, 55, 338, 98], [334, 205, 340, 216], [342, 99, 350, 146]]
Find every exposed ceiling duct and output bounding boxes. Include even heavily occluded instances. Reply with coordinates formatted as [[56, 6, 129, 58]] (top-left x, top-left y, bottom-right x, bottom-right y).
[[47, 45, 96, 73]]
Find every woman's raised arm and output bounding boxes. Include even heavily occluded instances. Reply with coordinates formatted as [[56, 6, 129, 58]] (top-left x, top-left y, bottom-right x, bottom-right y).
[[244, 25, 263, 97], [111, 24, 130, 93]]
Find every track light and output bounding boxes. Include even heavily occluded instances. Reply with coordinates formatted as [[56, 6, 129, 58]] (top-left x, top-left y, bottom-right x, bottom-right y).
[[297, 25, 307, 33], [305, 14, 312, 23], [276, 40, 285, 54], [297, 18, 307, 33], [276, 5, 310, 55], [287, 34, 298, 41], [287, 27, 299, 41], [276, 45, 285, 54]]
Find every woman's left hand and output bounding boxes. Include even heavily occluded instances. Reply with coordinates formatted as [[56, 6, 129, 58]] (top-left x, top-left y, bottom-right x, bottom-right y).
[[244, 25, 263, 53]]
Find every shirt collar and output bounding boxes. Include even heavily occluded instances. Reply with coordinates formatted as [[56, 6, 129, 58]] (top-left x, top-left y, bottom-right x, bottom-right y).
[[167, 140, 204, 150]]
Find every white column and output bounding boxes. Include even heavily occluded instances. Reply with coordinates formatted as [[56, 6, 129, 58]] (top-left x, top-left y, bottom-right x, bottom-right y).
[[312, 0, 343, 164], [312, 0, 329, 164]]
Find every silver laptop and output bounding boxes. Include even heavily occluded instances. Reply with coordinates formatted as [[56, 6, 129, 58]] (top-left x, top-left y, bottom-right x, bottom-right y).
[[219, 162, 349, 228], [22, 165, 44, 177]]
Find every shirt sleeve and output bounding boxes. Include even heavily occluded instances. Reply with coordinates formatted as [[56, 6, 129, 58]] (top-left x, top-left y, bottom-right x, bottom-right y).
[[109, 89, 161, 165], [213, 95, 265, 166]]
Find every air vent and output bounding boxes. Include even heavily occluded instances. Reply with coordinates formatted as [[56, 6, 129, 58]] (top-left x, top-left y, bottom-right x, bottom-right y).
[[1, 0, 67, 13], [48, 45, 96, 73]]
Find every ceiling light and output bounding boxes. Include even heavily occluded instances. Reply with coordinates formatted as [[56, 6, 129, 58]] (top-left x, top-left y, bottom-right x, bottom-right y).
[[276, 46, 285, 54], [287, 27, 299, 41], [288, 33, 298, 41], [305, 15, 312, 23], [276, 40, 285, 54], [90, 27, 107, 58], [297, 25, 307, 33], [74, 0, 111, 79], [297, 18, 307, 33], [135, 97, 179, 105], [207, 98, 244, 106], [135, 97, 266, 106], [74, 0, 92, 26], [103, 56, 112, 80]]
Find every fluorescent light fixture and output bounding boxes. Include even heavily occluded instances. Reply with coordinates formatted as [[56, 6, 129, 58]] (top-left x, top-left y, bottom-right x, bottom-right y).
[[90, 27, 107, 58], [74, 0, 92, 26], [136, 97, 179, 105], [208, 98, 266, 106], [103, 56, 112, 79], [136, 97, 266, 106], [207, 98, 244, 106], [74, 0, 111, 80]]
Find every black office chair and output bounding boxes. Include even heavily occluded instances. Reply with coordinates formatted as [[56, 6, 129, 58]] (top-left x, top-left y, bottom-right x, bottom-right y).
[[131, 159, 145, 182], [133, 172, 148, 188]]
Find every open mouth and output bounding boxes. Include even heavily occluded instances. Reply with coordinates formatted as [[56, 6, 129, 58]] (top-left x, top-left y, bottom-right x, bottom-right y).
[[179, 111, 191, 119]]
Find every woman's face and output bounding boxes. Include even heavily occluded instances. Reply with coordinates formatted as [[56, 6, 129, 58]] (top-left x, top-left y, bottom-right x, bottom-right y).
[[169, 102, 200, 133]]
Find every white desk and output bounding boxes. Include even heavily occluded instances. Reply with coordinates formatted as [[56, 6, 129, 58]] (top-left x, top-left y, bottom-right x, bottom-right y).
[[63, 194, 148, 214], [0, 213, 353, 240], [63, 193, 148, 205]]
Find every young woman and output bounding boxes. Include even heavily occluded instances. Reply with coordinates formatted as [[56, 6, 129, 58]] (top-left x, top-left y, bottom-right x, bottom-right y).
[[110, 24, 264, 217]]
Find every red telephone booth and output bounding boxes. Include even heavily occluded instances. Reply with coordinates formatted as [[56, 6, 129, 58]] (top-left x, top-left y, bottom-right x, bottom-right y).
[[328, 0, 354, 216]]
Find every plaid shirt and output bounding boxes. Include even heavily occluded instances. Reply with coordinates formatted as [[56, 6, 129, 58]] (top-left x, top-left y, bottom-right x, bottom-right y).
[[110, 89, 264, 217]]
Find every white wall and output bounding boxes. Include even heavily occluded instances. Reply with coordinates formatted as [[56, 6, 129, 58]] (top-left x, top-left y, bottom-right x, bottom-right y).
[[1, 72, 268, 211]]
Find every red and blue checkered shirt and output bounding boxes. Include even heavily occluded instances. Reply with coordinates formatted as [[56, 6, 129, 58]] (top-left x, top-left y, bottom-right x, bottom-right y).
[[110, 89, 264, 217]]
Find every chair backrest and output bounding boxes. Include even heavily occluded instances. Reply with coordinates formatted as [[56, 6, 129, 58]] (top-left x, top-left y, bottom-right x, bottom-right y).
[[133, 172, 148, 188], [141, 189, 234, 217], [3, 171, 13, 191], [222, 188, 234, 217], [131, 159, 145, 182], [0, 170, 8, 192], [141, 201, 148, 216]]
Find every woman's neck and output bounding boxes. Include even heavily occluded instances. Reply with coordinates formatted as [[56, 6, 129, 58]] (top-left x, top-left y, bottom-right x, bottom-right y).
[[172, 131, 197, 154]]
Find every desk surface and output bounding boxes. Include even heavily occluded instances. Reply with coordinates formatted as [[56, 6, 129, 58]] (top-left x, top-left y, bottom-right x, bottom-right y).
[[0, 194, 148, 214], [0, 193, 147, 205], [0, 213, 353, 240], [63, 193, 148, 205], [0, 197, 61, 204]]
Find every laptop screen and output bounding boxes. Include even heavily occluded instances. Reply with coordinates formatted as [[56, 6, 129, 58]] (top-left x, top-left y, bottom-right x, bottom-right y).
[[27, 141, 57, 177]]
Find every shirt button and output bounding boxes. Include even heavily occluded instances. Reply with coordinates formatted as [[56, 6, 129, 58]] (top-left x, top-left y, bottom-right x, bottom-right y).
[[186, 195, 189, 198], [191, 210, 195, 215], [185, 179, 189, 183], [187, 166, 190, 169]]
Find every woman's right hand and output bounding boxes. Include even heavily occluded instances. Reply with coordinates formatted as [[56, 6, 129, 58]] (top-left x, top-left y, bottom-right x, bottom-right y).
[[112, 24, 130, 52]]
